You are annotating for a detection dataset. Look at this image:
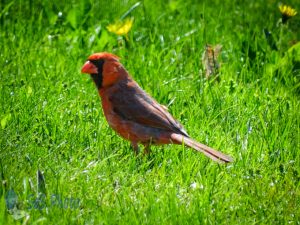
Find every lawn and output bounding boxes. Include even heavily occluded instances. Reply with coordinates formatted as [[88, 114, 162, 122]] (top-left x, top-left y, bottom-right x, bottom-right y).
[[0, 0, 299, 224]]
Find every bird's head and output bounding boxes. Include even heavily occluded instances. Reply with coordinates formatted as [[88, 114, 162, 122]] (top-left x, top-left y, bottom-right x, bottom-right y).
[[81, 52, 126, 89]]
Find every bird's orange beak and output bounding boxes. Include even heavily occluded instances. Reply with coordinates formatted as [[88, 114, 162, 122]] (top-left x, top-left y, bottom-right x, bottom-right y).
[[81, 61, 98, 74]]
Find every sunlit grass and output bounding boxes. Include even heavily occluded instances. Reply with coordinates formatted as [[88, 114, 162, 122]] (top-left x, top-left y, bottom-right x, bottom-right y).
[[1, 0, 299, 224]]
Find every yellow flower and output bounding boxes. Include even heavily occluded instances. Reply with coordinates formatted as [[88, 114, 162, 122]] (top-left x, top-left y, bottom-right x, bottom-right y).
[[106, 18, 134, 36], [279, 4, 297, 23]]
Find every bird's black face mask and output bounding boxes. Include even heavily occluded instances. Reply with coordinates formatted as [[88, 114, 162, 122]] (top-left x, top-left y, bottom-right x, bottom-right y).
[[90, 59, 104, 89]]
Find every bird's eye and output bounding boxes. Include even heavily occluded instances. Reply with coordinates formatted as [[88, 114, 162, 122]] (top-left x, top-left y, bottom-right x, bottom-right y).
[[89, 59, 104, 69], [89, 59, 97, 65]]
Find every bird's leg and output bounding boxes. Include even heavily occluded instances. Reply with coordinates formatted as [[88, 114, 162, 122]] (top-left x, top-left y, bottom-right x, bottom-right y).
[[131, 142, 139, 155], [143, 143, 151, 155]]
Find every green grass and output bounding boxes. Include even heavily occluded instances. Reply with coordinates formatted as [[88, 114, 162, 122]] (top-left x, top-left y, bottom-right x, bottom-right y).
[[1, 0, 300, 224]]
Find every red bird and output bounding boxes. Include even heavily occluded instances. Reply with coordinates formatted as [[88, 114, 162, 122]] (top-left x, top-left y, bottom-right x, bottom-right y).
[[81, 52, 233, 163]]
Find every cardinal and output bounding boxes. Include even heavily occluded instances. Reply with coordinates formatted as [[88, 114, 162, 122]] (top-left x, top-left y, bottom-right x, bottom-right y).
[[81, 52, 233, 163]]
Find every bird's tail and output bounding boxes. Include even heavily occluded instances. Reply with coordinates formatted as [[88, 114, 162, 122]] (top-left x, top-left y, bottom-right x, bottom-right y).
[[170, 133, 233, 163]]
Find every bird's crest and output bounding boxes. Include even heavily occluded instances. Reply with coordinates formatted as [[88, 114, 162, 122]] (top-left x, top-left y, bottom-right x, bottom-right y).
[[88, 52, 120, 61]]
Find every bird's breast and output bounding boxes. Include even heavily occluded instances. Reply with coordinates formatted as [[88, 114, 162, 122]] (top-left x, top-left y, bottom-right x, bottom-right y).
[[100, 96, 118, 127]]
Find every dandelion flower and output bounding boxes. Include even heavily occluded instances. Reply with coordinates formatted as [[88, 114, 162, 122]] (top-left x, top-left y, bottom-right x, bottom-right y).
[[279, 4, 297, 23], [106, 17, 134, 39]]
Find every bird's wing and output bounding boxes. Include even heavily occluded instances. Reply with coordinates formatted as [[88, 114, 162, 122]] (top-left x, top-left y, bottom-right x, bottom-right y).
[[109, 80, 189, 137]]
